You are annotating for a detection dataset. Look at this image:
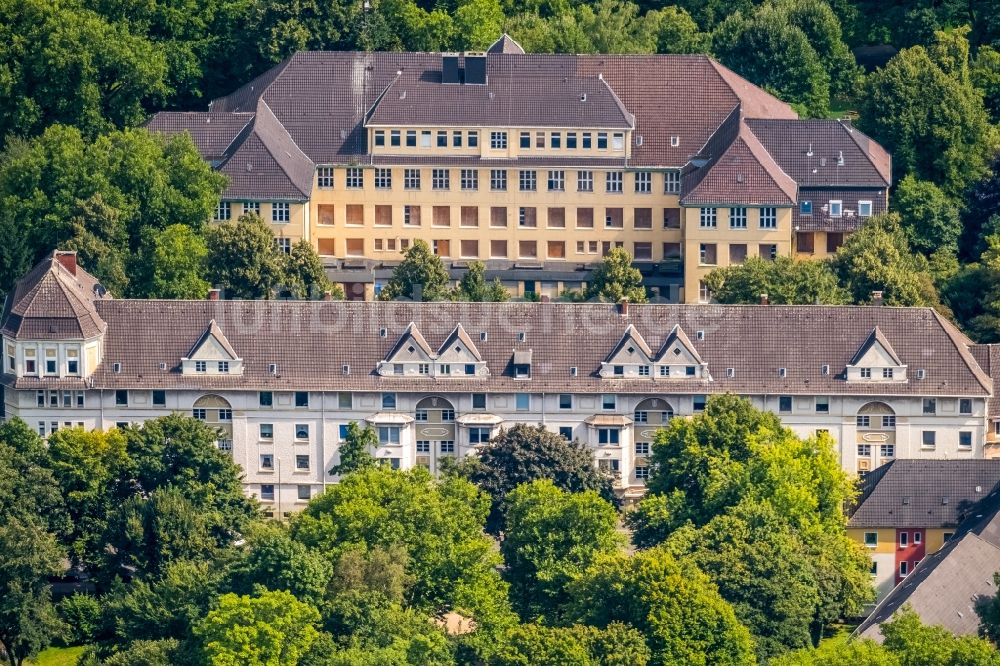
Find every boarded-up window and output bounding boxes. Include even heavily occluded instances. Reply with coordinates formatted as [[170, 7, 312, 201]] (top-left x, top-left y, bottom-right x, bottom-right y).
[[634, 242, 652, 260], [433, 206, 450, 227], [346, 239, 364, 256], [490, 240, 507, 258], [547, 241, 566, 259], [346, 205, 364, 225], [700, 243, 717, 265], [634, 208, 652, 229], [460, 240, 479, 258], [519, 207, 537, 227], [729, 244, 747, 264], [547, 207, 566, 228], [663, 208, 680, 228], [433, 239, 450, 256], [404, 205, 421, 226], [318, 204, 335, 226], [759, 243, 777, 260], [662, 242, 681, 259], [519, 240, 538, 259], [317, 238, 336, 256], [797, 232, 815, 253], [461, 206, 479, 227], [577, 207, 594, 228], [375, 205, 392, 226], [490, 207, 507, 227], [605, 208, 623, 228]]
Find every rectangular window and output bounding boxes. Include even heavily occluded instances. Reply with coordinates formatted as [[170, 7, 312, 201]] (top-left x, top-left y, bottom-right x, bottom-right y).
[[759, 207, 777, 229], [259, 391, 273, 407], [800, 200, 812, 215], [317, 167, 334, 188], [391, 130, 401, 146], [192, 408, 206, 420], [490, 239, 507, 258], [547, 207, 566, 228], [864, 532, 878, 547], [923, 398, 937, 414], [295, 391, 309, 408], [467, 131, 478, 147], [298, 485, 311, 501], [272, 202, 290, 223], [634, 242, 652, 261], [378, 426, 400, 444], [420, 130, 431, 147], [597, 428, 620, 445], [857, 415, 870, 427], [472, 393, 486, 409], [214, 201, 231, 221], [382, 393, 396, 409], [404, 168, 421, 190], [922, 430, 936, 448], [899, 532, 908, 547], [829, 200, 843, 217], [664, 170, 680, 194], [597, 132, 608, 149], [218, 361, 229, 373], [518, 240, 537, 259], [559, 427, 573, 440], [858, 444, 871, 457], [582, 132, 592, 149], [699, 243, 717, 265], [490, 131, 508, 149], [635, 466, 650, 480], [700, 207, 717, 228], [374, 130, 385, 147], [260, 454, 274, 469], [577, 171, 594, 192], [779, 396, 792, 412], [460, 169, 478, 191], [550, 132, 561, 149], [490, 169, 507, 191], [634, 171, 652, 193], [452, 130, 462, 147], [605, 171, 623, 193], [612, 133, 624, 150], [605, 208, 623, 228], [576, 207, 594, 229], [432, 169, 450, 190], [403, 205, 420, 227], [244, 201, 260, 216], [260, 484, 275, 501], [518, 207, 537, 228], [520, 131, 530, 148], [960, 398, 973, 414], [374, 167, 392, 189], [405, 130, 417, 147], [559, 394, 572, 410], [295, 454, 310, 470], [724, 207, 746, 229], [469, 428, 491, 445], [634, 208, 652, 229], [152, 390, 165, 406], [346, 167, 364, 189], [516, 393, 530, 411], [815, 397, 829, 413], [259, 423, 273, 439], [602, 394, 616, 410], [859, 200, 873, 217], [295, 423, 309, 439], [437, 130, 447, 147], [547, 170, 565, 191], [960, 431, 972, 448], [519, 170, 537, 191], [490, 207, 507, 228], [566, 132, 577, 149], [460, 239, 479, 258]]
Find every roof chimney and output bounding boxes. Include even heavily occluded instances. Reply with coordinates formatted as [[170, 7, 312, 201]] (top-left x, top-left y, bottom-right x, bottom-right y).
[[618, 298, 629, 317], [322, 290, 333, 301], [55, 251, 77, 276], [759, 293, 769, 305], [208, 288, 221, 301], [871, 290, 883, 306]]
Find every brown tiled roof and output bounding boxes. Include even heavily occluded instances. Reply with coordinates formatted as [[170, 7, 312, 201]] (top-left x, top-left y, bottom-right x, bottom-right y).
[[848, 460, 1000, 529], [745, 118, 891, 187], [794, 188, 887, 232], [11, 300, 985, 396], [487, 34, 525, 55], [1, 252, 107, 340], [974, 344, 1000, 419], [217, 101, 314, 200], [143, 112, 253, 161], [680, 110, 797, 206]]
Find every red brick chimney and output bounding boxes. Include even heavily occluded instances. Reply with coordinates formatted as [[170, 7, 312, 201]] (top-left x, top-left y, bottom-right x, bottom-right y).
[[208, 288, 221, 301], [618, 298, 629, 316], [322, 291, 333, 301], [760, 293, 769, 305], [55, 251, 77, 276]]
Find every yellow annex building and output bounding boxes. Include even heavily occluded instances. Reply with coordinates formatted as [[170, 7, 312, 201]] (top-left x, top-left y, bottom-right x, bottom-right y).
[[147, 35, 891, 302]]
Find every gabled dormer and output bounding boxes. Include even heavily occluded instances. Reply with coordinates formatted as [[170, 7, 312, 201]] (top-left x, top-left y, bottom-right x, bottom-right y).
[[378, 322, 487, 378], [599, 325, 654, 378], [846, 327, 906, 382], [511, 349, 532, 380], [652, 325, 710, 380], [181, 320, 243, 375], [434, 324, 489, 377]]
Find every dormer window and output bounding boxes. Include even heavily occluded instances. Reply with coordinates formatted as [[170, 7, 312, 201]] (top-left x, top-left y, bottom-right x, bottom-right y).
[[686, 366, 696, 376], [218, 361, 229, 373], [861, 368, 871, 378], [514, 364, 531, 379], [883, 368, 893, 379], [418, 363, 429, 375], [24, 349, 35, 374], [195, 361, 207, 373], [439, 364, 451, 375], [465, 364, 476, 375], [66, 349, 79, 375], [394, 363, 404, 375], [830, 200, 843, 217], [614, 365, 624, 376], [659, 366, 669, 377], [639, 365, 650, 376]]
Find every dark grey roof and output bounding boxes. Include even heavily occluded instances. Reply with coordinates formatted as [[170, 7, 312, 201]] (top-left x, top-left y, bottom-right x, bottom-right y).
[[143, 112, 252, 161], [745, 118, 891, 187], [855, 489, 1000, 642], [0, 288, 989, 395], [1, 252, 107, 340], [848, 460, 1000, 529]]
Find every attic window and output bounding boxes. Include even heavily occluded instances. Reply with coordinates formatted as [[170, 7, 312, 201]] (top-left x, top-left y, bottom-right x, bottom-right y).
[[342, 364, 350, 375], [113, 362, 121, 373], [670, 136, 680, 147], [916, 369, 926, 380], [408, 346, 415, 353], [480, 332, 488, 341], [726, 368, 735, 378], [696, 331, 705, 340], [570, 367, 578, 376], [779, 368, 787, 377], [379, 328, 387, 337], [829, 200, 843, 218], [821, 364, 830, 375], [455, 346, 461, 353], [269, 363, 278, 375], [672, 348, 681, 356], [517, 332, 526, 342], [627, 346, 635, 354]]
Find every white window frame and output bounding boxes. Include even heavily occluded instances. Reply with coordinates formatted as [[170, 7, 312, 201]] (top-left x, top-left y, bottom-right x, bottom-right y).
[[490, 131, 508, 149], [271, 202, 290, 223], [700, 207, 717, 228], [634, 171, 652, 193], [317, 166, 334, 188], [490, 169, 507, 191], [374, 167, 392, 189], [577, 171, 594, 192], [346, 167, 364, 189], [605, 171, 623, 193], [829, 200, 843, 217], [759, 207, 777, 229], [729, 207, 746, 229]]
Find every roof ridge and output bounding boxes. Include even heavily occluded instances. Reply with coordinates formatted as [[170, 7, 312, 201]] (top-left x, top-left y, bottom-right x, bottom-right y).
[[249, 99, 315, 198], [598, 75, 636, 129], [930, 308, 993, 394], [737, 119, 798, 202]]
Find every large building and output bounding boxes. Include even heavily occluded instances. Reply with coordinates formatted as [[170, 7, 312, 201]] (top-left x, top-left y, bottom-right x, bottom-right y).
[[2, 252, 995, 516], [847, 460, 1000, 602], [145, 36, 891, 302]]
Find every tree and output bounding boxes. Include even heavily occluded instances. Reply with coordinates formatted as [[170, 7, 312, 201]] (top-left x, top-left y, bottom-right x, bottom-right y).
[[329, 422, 378, 476], [291, 467, 509, 624], [461, 424, 614, 534], [832, 213, 942, 308], [882, 608, 1000, 664], [494, 623, 650, 666], [379, 239, 451, 301], [646, 6, 710, 54], [205, 214, 285, 299], [705, 256, 849, 305], [0, 518, 66, 666], [567, 547, 756, 666], [584, 247, 647, 303], [973, 46, 1000, 123], [282, 239, 341, 300], [453, 261, 509, 302], [147, 224, 210, 299], [0, 419, 71, 541], [501, 480, 623, 620], [195, 590, 321, 666], [453, 0, 505, 50], [859, 31, 999, 197], [227, 523, 333, 606], [892, 176, 963, 258], [771, 639, 898, 666]]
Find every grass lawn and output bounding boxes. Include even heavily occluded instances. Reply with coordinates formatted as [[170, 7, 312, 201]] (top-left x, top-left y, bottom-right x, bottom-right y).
[[27, 645, 86, 666], [818, 622, 859, 649]]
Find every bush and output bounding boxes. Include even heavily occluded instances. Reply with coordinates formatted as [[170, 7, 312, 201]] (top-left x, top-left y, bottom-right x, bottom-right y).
[[58, 593, 104, 644]]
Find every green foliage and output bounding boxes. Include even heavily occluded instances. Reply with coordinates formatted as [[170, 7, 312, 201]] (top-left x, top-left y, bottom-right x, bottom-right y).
[[832, 213, 944, 308], [100, 639, 182, 666], [282, 239, 340, 300], [973, 46, 1000, 123], [859, 30, 999, 197], [771, 638, 899, 666], [493, 623, 650, 666], [567, 547, 756, 666], [329, 422, 378, 477], [195, 590, 321, 666], [0, 419, 71, 541], [56, 594, 103, 645], [461, 423, 614, 534], [501, 480, 623, 620], [146, 224, 209, 299], [291, 466, 508, 621], [453, 261, 509, 302], [705, 256, 849, 304], [882, 608, 1000, 665], [205, 214, 285, 299], [646, 6, 711, 54], [509, 0, 660, 54], [584, 247, 647, 303], [227, 523, 333, 606], [379, 239, 451, 301], [893, 175, 963, 257]]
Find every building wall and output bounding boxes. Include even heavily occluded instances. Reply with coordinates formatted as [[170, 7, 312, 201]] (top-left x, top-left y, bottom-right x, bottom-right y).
[[219, 201, 309, 245], [849, 527, 896, 601], [7, 387, 987, 517]]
